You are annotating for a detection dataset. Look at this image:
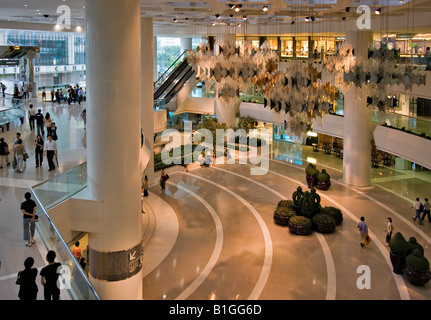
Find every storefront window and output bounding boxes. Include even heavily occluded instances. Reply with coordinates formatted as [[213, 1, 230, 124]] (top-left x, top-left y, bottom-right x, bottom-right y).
[[295, 37, 309, 58], [280, 37, 294, 58]]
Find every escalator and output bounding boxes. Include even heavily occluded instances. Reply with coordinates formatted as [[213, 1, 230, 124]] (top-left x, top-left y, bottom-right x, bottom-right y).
[[154, 51, 196, 105]]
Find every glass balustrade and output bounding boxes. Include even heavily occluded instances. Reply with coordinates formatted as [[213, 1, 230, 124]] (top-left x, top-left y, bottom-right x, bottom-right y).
[[30, 162, 99, 300], [0, 97, 26, 128]]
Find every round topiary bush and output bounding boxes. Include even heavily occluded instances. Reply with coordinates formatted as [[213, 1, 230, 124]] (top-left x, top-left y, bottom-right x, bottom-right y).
[[288, 215, 312, 235], [277, 200, 294, 209], [312, 213, 336, 234], [389, 232, 409, 274], [404, 249, 431, 286], [316, 169, 331, 190], [320, 206, 343, 225], [305, 164, 319, 188], [273, 206, 296, 226], [407, 237, 424, 255]]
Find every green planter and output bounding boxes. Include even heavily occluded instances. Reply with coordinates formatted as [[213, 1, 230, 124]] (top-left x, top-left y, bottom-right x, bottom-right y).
[[288, 216, 312, 236], [404, 249, 431, 286], [312, 214, 336, 234], [389, 232, 409, 274]]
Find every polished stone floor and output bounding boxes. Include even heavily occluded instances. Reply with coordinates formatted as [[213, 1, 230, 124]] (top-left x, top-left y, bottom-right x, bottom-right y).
[[0, 96, 430, 300]]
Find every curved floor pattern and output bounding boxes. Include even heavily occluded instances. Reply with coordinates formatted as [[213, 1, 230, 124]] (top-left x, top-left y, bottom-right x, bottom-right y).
[[143, 158, 431, 300]]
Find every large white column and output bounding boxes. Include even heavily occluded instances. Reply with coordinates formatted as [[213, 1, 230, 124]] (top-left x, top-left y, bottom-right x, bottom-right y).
[[153, 36, 158, 82], [85, 0, 143, 300], [141, 18, 155, 183], [181, 37, 193, 53], [343, 30, 373, 187]]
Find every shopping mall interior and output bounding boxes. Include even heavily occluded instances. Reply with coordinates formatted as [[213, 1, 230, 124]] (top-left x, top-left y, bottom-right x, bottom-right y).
[[0, 0, 431, 302]]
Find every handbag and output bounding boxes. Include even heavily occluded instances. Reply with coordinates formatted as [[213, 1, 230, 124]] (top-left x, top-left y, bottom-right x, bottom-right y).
[[364, 235, 371, 246], [23, 152, 29, 160], [16, 271, 22, 285], [4, 145, 9, 155]]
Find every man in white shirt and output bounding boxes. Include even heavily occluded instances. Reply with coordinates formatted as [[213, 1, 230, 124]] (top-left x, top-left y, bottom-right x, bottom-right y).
[[411, 198, 423, 225], [44, 135, 58, 171], [28, 104, 36, 131]]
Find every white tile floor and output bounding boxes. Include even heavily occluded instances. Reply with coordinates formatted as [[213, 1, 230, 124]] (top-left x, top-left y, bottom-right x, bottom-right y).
[[1, 96, 431, 300]]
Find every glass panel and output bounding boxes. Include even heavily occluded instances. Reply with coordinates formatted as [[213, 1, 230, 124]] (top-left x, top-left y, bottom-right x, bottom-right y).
[[30, 163, 99, 300]]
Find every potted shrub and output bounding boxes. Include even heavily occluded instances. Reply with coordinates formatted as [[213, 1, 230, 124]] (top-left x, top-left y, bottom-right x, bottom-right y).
[[273, 206, 296, 226], [407, 237, 424, 255], [292, 187, 304, 213], [305, 163, 319, 188], [316, 169, 331, 191], [404, 249, 431, 286], [288, 215, 312, 236], [277, 200, 294, 209], [388, 232, 409, 274], [320, 206, 343, 225], [312, 214, 336, 234], [298, 191, 316, 218]]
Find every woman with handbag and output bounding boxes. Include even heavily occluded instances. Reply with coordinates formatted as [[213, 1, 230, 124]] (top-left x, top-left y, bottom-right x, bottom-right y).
[[13, 139, 27, 173], [0, 137, 11, 169], [17, 257, 38, 300], [35, 134, 44, 168]]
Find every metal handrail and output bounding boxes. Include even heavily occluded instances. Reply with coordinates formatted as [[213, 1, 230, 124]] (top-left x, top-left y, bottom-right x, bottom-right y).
[[155, 50, 191, 86]]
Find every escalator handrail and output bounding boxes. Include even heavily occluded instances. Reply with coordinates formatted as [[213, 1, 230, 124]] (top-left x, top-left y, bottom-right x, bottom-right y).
[[164, 65, 195, 104], [154, 58, 190, 100], [155, 50, 191, 87]]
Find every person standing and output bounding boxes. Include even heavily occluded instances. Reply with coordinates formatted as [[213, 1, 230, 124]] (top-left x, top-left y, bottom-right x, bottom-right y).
[[80, 109, 86, 130], [385, 217, 393, 245], [72, 242, 82, 260], [20, 192, 37, 247], [13, 138, 26, 173], [358, 216, 369, 248], [17, 257, 39, 300], [50, 88, 54, 102], [160, 169, 169, 192], [50, 123, 58, 141], [35, 134, 44, 168], [44, 112, 53, 137], [1, 82, 6, 97], [44, 135, 57, 172], [411, 198, 424, 225], [42, 86, 46, 102], [40, 250, 62, 300], [28, 104, 36, 131], [421, 198, 431, 223], [35, 109, 45, 136], [0, 137, 11, 169]]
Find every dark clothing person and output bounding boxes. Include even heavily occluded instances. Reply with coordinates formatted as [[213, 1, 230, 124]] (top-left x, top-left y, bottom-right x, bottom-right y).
[[18, 268, 38, 300], [35, 138, 44, 167], [40, 262, 62, 300], [35, 111, 45, 136]]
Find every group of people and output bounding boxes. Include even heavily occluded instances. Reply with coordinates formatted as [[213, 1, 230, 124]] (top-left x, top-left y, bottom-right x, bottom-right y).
[[50, 85, 84, 105], [0, 127, 58, 173], [357, 216, 394, 248], [16, 251, 62, 300], [411, 197, 431, 225]]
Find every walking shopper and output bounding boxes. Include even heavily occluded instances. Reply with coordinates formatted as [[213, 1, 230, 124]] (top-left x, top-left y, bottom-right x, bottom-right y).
[[358, 216, 369, 247], [28, 104, 36, 130], [20, 192, 37, 247], [0, 137, 11, 169], [13, 139, 27, 173], [411, 198, 424, 225], [421, 198, 431, 223], [35, 134, 44, 168], [40, 250, 62, 300], [44, 135, 57, 171], [35, 109, 45, 136], [160, 169, 169, 192], [45, 112, 53, 136], [17, 257, 38, 300]]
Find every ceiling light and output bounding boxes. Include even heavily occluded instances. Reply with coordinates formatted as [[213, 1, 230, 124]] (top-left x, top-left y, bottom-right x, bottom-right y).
[[341, 17, 346, 20], [345, 7, 350, 12], [228, 4, 234, 9], [238, 23, 241, 27], [235, 6, 240, 12], [291, 21, 295, 25], [263, 5, 268, 12], [173, 18, 177, 22], [215, 14, 220, 19], [243, 15, 247, 20], [305, 17, 310, 21], [212, 23, 216, 26], [310, 16, 315, 21], [375, 8, 381, 14]]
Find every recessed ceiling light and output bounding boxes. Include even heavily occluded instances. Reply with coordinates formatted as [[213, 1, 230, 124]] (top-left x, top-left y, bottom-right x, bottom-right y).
[[263, 5, 268, 12], [243, 15, 247, 20], [215, 14, 220, 19], [173, 18, 177, 22], [375, 8, 381, 14]]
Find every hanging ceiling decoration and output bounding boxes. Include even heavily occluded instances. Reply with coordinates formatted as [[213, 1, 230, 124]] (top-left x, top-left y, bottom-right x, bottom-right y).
[[188, 37, 426, 141]]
